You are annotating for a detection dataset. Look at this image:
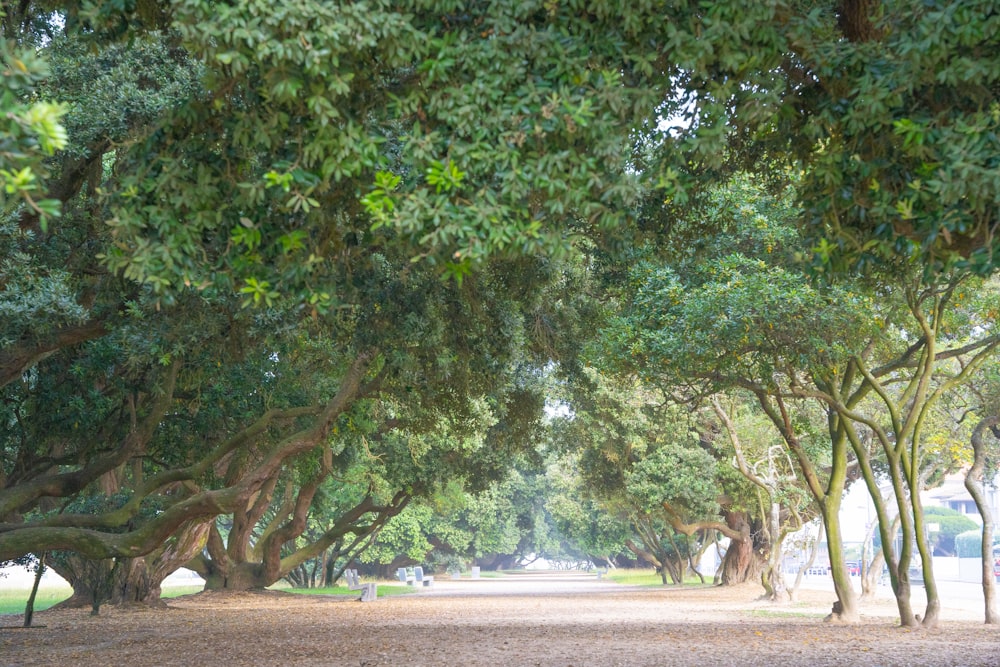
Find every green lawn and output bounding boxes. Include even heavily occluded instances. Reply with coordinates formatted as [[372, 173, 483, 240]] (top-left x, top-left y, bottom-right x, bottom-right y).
[[0, 578, 420, 616], [747, 609, 827, 619], [0, 584, 208, 616], [604, 568, 714, 587], [0, 586, 71, 616], [286, 583, 415, 597]]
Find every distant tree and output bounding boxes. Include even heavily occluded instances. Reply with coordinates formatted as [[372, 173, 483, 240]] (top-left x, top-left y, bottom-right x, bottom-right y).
[[922, 507, 978, 557], [603, 174, 1000, 626]]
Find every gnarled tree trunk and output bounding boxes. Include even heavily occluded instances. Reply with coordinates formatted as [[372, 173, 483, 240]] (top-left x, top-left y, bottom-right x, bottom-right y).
[[719, 511, 766, 585], [48, 519, 211, 608]]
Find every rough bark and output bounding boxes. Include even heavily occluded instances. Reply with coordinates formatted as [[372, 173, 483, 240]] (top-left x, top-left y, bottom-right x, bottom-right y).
[[837, 0, 882, 42], [48, 519, 210, 608], [719, 511, 765, 586], [198, 491, 408, 592]]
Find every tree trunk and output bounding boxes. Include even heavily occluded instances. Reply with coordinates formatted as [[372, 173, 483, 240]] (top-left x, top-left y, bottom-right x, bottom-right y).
[[880, 454, 920, 627], [910, 490, 941, 628], [859, 512, 893, 600], [965, 418, 999, 624], [719, 512, 765, 585], [23, 552, 46, 628], [202, 561, 271, 591], [861, 541, 888, 600], [820, 493, 861, 623], [837, 0, 882, 42], [760, 501, 789, 602], [625, 538, 664, 578], [49, 519, 210, 607]]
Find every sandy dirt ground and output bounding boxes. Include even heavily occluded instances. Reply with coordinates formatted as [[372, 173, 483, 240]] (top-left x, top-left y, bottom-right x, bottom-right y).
[[2, 572, 998, 667]]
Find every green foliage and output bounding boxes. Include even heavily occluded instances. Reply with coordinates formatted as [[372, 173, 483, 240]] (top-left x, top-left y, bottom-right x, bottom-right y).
[[625, 439, 721, 523], [6, 1, 1000, 606], [90, 0, 681, 297], [0, 40, 67, 228], [0, 220, 87, 348], [545, 457, 631, 562], [361, 504, 435, 565], [639, 0, 1000, 278], [547, 367, 733, 575], [954, 529, 1000, 559], [600, 176, 881, 392], [922, 506, 979, 556]]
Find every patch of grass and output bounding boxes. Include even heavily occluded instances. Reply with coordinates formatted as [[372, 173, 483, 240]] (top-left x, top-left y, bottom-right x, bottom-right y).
[[0, 579, 420, 615], [0, 584, 206, 615], [747, 609, 826, 619], [0, 586, 71, 615], [287, 584, 415, 597], [604, 568, 710, 587], [161, 586, 205, 598]]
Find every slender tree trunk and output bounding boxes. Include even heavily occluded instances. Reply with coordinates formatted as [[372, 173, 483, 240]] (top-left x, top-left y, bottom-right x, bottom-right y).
[[882, 453, 920, 627], [820, 493, 860, 623], [910, 489, 941, 627], [761, 501, 789, 602], [23, 552, 46, 628], [965, 418, 999, 624], [858, 511, 892, 600], [685, 531, 712, 584], [752, 393, 858, 621]]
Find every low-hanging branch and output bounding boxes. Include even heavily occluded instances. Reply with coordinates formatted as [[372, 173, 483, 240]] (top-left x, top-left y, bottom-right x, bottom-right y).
[[0, 321, 109, 391], [0, 359, 180, 518], [0, 350, 376, 561], [658, 499, 746, 542]]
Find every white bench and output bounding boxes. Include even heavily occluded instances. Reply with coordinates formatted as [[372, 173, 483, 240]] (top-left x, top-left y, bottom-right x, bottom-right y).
[[414, 566, 433, 587], [344, 569, 377, 602], [397, 566, 433, 587]]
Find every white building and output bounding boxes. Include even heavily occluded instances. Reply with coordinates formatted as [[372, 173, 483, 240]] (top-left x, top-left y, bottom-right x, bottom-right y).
[[922, 473, 1000, 526]]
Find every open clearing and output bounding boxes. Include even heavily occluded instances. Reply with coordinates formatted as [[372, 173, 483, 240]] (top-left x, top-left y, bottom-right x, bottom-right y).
[[1, 572, 998, 666]]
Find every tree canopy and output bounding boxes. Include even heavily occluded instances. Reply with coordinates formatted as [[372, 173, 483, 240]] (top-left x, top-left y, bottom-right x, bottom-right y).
[[3, 0, 1000, 630]]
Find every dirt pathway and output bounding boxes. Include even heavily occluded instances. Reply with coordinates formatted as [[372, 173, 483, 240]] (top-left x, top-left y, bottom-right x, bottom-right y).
[[2, 572, 997, 666]]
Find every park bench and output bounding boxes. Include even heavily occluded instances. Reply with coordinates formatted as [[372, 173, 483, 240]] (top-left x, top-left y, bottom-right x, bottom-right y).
[[344, 568, 377, 602], [595, 566, 609, 580], [396, 566, 433, 587], [414, 566, 433, 587]]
